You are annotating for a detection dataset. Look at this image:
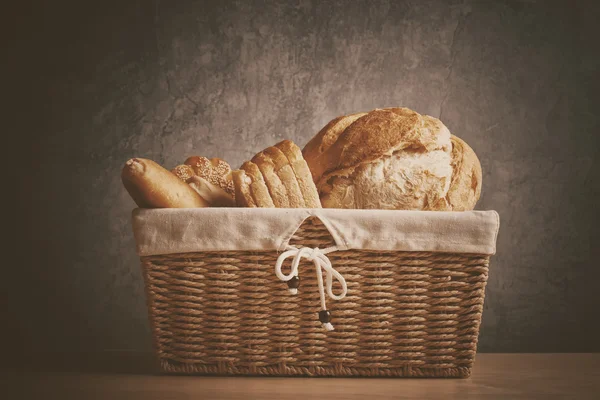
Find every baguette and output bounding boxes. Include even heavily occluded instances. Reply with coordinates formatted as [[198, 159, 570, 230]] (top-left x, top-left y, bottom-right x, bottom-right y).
[[122, 158, 208, 208]]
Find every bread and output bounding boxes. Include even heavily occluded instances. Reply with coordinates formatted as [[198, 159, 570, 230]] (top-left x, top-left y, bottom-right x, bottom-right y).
[[171, 163, 235, 207], [252, 151, 290, 208], [263, 146, 305, 207], [303, 112, 367, 181], [275, 140, 321, 208], [171, 164, 195, 182], [234, 140, 322, 208], [184, 156, 234, 195], [122, 158, 208, 208], [240, 161, 275, 207], [232, 169, 256, 207], [187, 176, 236, 207], [303, 108, 482, 210], [444, 135, 483, 211]]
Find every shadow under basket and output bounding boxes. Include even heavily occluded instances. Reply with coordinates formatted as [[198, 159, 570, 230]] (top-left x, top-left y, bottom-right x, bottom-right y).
[[134, 209, 499, 378]]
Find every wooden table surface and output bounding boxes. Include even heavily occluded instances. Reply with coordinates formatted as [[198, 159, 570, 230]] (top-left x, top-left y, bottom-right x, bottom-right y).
[[5, 353, 600, 399]]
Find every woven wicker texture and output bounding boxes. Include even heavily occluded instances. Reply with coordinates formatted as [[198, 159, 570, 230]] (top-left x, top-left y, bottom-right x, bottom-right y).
[[141, 217, 490, 377]]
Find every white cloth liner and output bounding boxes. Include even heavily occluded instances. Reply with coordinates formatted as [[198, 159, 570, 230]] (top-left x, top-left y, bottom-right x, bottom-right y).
[[132, 208, 499, 256]]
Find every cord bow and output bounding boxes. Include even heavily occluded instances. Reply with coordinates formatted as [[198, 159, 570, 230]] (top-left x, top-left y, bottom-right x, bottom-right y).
[[275, 246, 347, 331]]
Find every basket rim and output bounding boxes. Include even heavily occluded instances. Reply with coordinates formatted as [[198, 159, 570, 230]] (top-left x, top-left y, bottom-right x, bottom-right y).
[[132, 208, 499, 257]]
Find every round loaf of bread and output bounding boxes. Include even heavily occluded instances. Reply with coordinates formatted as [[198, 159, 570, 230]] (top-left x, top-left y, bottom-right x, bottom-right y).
[[302, 108, 482, 211]]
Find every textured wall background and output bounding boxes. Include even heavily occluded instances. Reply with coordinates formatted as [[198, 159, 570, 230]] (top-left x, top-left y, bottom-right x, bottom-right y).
[[8, 0, 599, 356]]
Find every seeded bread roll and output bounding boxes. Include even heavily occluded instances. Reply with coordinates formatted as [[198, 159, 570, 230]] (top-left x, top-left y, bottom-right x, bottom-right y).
[[303, 108, 482, 210], [171, 164, 195, 182], [171, 163, 235, 207], [122, 158, 208, 208], [184, 156, 234, 195]]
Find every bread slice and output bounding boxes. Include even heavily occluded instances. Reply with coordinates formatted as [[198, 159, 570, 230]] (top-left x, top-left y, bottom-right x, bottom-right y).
[[252, 151, 290, 208], [240, 161, 275, 208], [264, 146, 305, 207], [232, 169, 256, 207], [275, 140, 321, 208], [302, 112, 366, 181]]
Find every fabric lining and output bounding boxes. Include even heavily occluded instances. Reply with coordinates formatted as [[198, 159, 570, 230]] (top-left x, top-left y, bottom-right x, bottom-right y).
[[132, 208, 499, 256]]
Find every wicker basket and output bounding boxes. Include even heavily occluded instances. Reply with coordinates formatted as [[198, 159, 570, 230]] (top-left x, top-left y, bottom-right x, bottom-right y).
[[135, 209, 498, 378]]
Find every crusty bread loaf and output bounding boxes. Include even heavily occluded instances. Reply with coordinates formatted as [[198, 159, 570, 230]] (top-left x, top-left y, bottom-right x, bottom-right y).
[[444, 135, 482, 211], [122, 158, 208, 208], [303, 108, 482, 211], [234, 140, 322, 208], [303, 112, 366, 181]]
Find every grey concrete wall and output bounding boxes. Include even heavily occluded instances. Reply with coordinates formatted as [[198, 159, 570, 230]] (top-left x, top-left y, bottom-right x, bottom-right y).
[[9, 0, 600, 355]]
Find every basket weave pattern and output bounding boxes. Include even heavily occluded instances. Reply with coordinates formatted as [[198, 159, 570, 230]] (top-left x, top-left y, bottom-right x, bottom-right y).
[[141, 218, 490, 377]]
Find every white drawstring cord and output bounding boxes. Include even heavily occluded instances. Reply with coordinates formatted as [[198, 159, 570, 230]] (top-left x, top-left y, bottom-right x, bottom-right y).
[[275, 245, 347, 331]]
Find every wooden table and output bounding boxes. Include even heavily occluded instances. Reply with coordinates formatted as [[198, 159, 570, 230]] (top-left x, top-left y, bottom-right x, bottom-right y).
[[5, 353, 600, 399]]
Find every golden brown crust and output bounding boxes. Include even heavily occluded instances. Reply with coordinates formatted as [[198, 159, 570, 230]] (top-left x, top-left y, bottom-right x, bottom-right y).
[[302, 112, 367, 180], [312, 108, 440, 195], [186, 176, 235, 207], [264, 146, 305, 207], [275, 140, 321, 208], [240, 161, 275, 208], [305, 108, 481, 211], [445, 135, 482, 211], [122, 158, 208, 208], [251, 151, 290, 208], [331, 108, 422, 171], [171, 165, 195, 182], [232, 169, 256, 207], [184, 156, 234, 195], [172, 163, 235, 207]]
